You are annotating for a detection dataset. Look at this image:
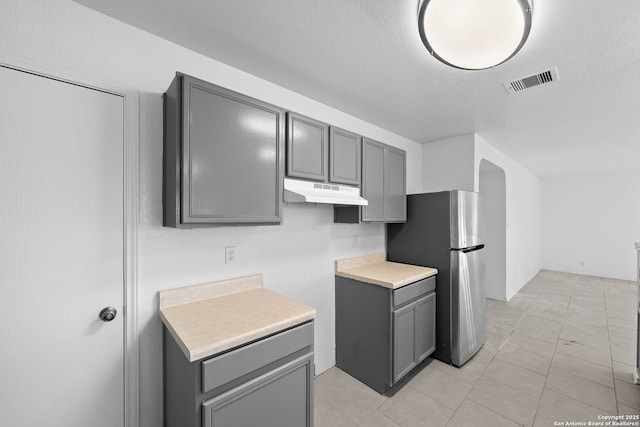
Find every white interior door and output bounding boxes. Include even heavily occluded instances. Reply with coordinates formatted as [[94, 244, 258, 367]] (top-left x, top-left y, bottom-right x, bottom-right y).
[[0, 65, 126, 426]]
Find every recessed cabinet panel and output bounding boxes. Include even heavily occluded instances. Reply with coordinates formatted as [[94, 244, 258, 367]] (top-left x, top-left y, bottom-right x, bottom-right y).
[[187, 85, 281, 220], [393, 303, 417, 382], [337, 138, 406, 223], [361, 139, 386, 221], [163, 73, 284, 227], [416, 293, 436, 363], [386, 147, 406, 222], [329, 127, 361, 185], [202, 355, 313, 427], [286, 112, 328, 181]]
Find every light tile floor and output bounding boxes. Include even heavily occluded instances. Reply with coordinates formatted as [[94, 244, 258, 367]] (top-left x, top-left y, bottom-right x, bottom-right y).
[[315, 271, 640, 427]]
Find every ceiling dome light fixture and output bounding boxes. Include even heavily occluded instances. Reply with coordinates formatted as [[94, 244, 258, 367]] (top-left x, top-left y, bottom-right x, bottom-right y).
[[418, 0, 532, 70]]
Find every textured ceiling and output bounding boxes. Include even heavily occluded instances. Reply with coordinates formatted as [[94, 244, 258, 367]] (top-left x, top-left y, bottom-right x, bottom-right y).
[[72, 0, 640, 178]]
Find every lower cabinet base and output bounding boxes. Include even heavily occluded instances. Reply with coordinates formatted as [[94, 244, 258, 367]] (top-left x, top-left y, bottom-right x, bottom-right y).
[[164, 322, 315, 427], [378, 357, 433, 397], [335, 276, 436, 395], [336, 352, 433, 396]]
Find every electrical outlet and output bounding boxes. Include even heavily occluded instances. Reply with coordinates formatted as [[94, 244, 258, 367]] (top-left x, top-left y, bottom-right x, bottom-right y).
[[225, 246, 236, 264]]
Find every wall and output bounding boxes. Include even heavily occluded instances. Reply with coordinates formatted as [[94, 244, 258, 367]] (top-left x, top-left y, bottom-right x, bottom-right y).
[[421, 134, 475, 192], [474, 135, 542, 300], [422, 134, 542, 300], [542, 171, 640, 280], [0, 1, 423, 426], [479, 160, 507, 300]]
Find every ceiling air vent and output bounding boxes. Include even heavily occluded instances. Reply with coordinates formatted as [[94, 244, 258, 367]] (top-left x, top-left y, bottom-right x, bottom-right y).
[[502, 67, 559, 94]]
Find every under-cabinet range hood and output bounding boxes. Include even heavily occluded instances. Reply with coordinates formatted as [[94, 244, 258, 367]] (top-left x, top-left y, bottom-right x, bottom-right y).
[[284, 178, 368, 206]]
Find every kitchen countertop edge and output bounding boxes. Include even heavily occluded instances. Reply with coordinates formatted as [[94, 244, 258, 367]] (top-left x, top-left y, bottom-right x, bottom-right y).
[[159, 282, 317, 362], [335, 254, 438, 289], [186, 313, 316, 362]]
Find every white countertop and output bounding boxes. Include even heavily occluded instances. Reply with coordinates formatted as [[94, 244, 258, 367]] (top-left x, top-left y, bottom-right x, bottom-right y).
[[159, 274, 317, 362], [335, 253, 438, 289]]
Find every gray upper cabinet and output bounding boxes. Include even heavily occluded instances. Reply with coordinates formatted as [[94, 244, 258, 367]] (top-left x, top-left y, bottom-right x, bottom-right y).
[[361, 139, 386, 221], [361, 138, 406, 223], [329, 126, 361, 186], [385, 146, 407, 222], [286, 112, 329, 182], [286, 116, 362, 187], [163, 73, 284, 227]]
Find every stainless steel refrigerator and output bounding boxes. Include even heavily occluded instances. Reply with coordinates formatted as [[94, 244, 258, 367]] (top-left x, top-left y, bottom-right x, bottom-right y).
[[387, 190, 486, 367]]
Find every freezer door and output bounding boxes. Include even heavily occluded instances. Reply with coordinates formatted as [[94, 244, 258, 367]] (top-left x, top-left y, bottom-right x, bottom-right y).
[[451, 247, 486, 366], [450, 190, 483, 249]]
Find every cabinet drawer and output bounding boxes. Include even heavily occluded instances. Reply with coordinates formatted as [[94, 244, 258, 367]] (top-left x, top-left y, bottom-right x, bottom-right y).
[[393, 276, 436, 308], [202, 353, 313, 427], [201, 322, 313, 394]]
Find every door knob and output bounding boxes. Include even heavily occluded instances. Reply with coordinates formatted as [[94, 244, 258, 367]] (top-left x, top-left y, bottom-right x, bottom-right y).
[[99, 306, 117, 322]]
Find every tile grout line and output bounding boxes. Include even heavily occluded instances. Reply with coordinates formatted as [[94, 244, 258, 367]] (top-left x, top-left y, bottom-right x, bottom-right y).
[[545, 277, 622, 416], [445, 299, 529, 426], [487, 356, 548, 396], [315, 368, 390, 427], [443, 344, 501, 426], [530, 279, 563, 425], [461, 392, 529, 426]]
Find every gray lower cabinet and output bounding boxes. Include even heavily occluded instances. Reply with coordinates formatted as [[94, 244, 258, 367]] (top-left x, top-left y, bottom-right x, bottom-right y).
[[334, 138, 406, 223], [393, 293, 436, 382], [163, 72, 284, 227], [286, 112, 329, 182], [164, 321, 314, 427], [335, 275, 436, 394]]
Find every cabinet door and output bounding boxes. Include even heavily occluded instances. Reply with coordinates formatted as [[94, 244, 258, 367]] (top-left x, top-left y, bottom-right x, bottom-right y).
[[286, 112, 328, 182], [202, 354, 313, 427], [329, 126, 361, 185], [180, 75, 284, 224], [361, 138, 386, 221], [393, 302, 417, 383], [416, 293, 436, 363], [385, 147, 406, 222]]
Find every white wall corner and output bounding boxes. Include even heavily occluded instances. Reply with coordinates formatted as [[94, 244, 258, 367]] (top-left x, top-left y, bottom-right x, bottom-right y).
[[473, 134, 542, 299]]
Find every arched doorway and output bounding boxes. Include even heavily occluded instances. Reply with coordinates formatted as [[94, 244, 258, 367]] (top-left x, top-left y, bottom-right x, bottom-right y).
[[479, 159, 507, 300]]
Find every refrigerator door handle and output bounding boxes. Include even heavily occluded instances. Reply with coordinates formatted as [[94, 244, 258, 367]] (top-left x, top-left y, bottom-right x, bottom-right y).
[[460, 244, 485, 253]]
